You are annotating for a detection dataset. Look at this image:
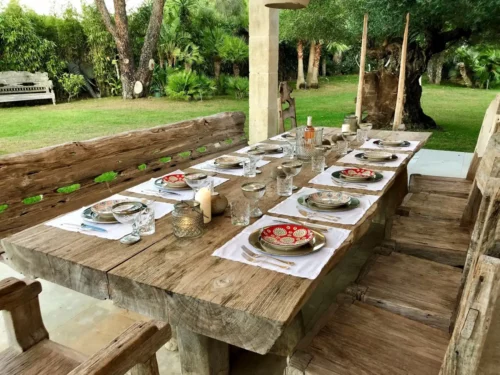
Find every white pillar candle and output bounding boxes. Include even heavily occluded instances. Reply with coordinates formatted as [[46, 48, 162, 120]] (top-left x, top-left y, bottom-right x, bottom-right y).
[[341, 124, 351, 133], [195, 187, 212, 223]]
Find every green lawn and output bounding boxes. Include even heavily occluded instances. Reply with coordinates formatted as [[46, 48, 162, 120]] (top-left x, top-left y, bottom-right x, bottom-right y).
[[1, 75, 498, 155]]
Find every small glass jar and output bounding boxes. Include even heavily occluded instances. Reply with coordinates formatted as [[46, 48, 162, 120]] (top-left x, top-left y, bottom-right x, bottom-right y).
[[276, 166, 293, 197], [172, 200, 204, 238]]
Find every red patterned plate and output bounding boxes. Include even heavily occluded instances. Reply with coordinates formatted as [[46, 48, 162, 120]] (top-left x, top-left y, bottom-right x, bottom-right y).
[[162, 173, 187, 188], [260, 224, 314, 251], [340, 168, 375, 181]]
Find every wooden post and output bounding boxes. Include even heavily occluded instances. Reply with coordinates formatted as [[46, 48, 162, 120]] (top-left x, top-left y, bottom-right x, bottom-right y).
[[355, 14, 369, 125], [393, 13, 410, 131]]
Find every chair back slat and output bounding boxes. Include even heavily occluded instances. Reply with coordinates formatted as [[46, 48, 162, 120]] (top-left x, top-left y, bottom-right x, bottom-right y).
[[0, 112, 246, 239], [278, 81, 297, 133]]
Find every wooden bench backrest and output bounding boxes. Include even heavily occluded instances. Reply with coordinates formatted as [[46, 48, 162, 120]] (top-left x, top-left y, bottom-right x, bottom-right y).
[[466, 94, 500, 180], [278, 81, 297, 133], [0, 71, 53, 94], [441, 187, 500, 374], [0, 112, 246, 239]]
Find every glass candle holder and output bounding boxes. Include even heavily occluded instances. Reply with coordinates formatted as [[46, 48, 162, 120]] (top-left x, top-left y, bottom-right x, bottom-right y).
[[172, 200, 204, 238]]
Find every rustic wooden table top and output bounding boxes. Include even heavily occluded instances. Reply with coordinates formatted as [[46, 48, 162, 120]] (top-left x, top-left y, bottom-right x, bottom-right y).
[[2, 129, 431, 355]]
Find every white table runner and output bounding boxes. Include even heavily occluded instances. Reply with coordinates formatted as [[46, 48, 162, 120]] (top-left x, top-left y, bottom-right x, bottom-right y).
[[46, 194, 174, 240], [127, 170, 229, 200], [212, 215, 350, 279], [191, 156, 270, 176], [336, 150, 409, 168], [268, 187, 379, 225], [360, 139, 420, 152], [309, 166, 396, 192], [235, 144, 285, 158]]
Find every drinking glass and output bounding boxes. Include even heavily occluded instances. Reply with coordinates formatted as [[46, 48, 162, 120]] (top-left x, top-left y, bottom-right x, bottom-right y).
[[282, 143, 293, 159], [111, 201, 146, 244], [337, 140, 348, 155], [172, 200, 204, 238], [342, 132, 357, 152], [230, 200, 250, 226], [357, 129, 368, 144], [185, 173, 210, 198], [311, 154, 326, 173], [276, 166, 293, 197], [241, 182, 266, 218], [286, 140, 296, 159], [282, 160, 303, 191], [138, 201, 155, 236], [243, 158, 257, 177]]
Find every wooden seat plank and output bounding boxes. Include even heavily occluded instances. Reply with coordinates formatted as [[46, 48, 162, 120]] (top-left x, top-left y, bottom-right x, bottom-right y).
[[408, 175, 473, 199], [388, 215, 471, 266], [398, 192, 468, 222], [351, 252, 461, 330], [292, 301, 449, 375]]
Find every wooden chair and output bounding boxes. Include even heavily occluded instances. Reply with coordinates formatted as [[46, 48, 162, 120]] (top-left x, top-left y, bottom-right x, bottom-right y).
[[380, 132, 500, 267], [285, 182, 500, 375], [0, 277, 171, 375], [408, 93, 499, 200], [278, 81, 297, 134]]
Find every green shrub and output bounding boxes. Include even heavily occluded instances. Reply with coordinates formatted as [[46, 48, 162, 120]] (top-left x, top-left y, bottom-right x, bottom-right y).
[[166, 71, 215, 101], [227, 77, 249, 99], [215, 74, 229, 95], [60, 73, 86, 102]]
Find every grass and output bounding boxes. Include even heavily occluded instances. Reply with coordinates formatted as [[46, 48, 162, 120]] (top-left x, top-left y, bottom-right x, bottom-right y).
[[1, 75, 498, 155]]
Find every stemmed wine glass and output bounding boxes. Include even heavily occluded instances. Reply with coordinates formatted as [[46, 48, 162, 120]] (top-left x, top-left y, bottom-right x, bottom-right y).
[[281, 160, 303, 192], [241, 182, 266, 217], [184, 173, 210, 198], [342, 132, 357, 153], [111, 201, 147, 244]]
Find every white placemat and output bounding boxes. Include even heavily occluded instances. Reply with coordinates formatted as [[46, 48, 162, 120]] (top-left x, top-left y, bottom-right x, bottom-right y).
[[235, 144, 285, 158], [360, 139, 420, 152], [212, 215, 350, 279], [270, 132, 293, 141], [46, 194, 174, 240], [268, 187, 379, 225], [336, 150, 409, 168], [309, 166, 396, 192], [191, 156, 270, 176], [127, 170, 229, 200]]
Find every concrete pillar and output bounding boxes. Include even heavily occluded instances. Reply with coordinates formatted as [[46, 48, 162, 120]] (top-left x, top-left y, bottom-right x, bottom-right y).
[[249, 0, 279, 144]]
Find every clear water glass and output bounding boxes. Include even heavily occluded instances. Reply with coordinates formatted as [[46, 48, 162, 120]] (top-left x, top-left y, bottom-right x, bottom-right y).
[[138, 203, 155, 236], [243, 158, 257, 177], [282, 143, 293, 159], [230, 200, 250, 226], [357, 129, 368, 143], [172, 200, 204, 238], [337, 140, 348, 155], [277, 175, 293, 196], [286, 141, 296, 159], [311, 154, 326, 173]]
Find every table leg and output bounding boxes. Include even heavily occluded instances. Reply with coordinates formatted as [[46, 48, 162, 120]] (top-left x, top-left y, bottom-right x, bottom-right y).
[[164, 325, 178, 351], [177, 325, 230, 375]]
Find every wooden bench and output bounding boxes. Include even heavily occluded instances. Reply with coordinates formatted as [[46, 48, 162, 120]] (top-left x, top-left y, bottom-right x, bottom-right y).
[[0, 112, 247, 240], [0, 72, 56, 105], [285, 169, 500, 374], [0, 277, 171, 375]]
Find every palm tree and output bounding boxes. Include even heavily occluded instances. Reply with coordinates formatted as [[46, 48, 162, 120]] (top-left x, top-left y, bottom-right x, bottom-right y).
[[201, 26, 227, 79], [220, 36, 249, 77], [179, 43, 204, 72], [158, 18, 190, 67]]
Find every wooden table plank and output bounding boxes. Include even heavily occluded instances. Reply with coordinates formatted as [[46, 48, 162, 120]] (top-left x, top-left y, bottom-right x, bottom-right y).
[[2, 130, 431, 356]]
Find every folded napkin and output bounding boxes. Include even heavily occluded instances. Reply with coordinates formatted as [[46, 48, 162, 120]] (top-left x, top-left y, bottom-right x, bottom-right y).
[[191, 156, 270, 176], [360, 139, 421, 152], [268, 187, 379, 225], [212, 215, 350, 279], [235, 144, 285, 158], [46, 194, 174, 240], [336, 149, 409, 169], [309, 166, 396, 192], [127, 169, 229, 200]]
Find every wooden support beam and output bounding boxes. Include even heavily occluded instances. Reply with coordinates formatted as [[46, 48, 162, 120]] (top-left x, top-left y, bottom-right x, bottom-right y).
[[393, 13, 410, 131], [355, 14, 368, 124]]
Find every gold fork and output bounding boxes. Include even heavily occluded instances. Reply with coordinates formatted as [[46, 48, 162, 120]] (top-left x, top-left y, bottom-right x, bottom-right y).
[[242, 245, 295, 266], [241, 252, 290, 270]]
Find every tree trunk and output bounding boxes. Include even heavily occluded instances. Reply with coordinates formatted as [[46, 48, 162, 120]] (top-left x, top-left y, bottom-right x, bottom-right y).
[[306, 41, 316, 87], [159, 54, 164, 68], [185, 63, 192, 72], [457, 63, 473, 87], [296, 40, 306, 89], [310, 42, 322, 89], [333, 51, 342, 65], [427, 56, 435, 83], [434, 53, 444, 85], [95, 0, 166, 99], [321, 57, 327, 77], [233, 63, 240, 77], [214, 58, 222, 79]]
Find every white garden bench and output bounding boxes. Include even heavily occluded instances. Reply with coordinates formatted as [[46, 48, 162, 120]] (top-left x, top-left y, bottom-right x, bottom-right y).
[[0, 71, 56, 105]]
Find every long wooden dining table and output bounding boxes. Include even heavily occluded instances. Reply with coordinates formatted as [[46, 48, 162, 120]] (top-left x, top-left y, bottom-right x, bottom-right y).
[[1, 128, 431, 374]]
